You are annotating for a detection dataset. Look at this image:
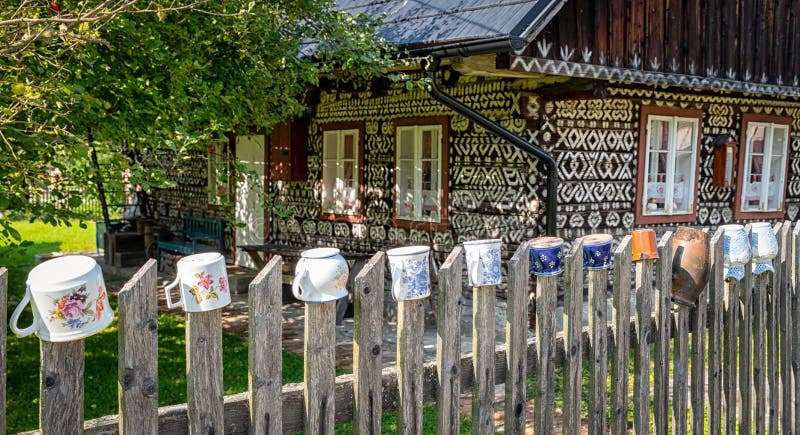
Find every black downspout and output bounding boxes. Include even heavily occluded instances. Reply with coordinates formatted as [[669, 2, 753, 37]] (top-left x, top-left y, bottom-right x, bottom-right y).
[[425, 56, 559, 236]]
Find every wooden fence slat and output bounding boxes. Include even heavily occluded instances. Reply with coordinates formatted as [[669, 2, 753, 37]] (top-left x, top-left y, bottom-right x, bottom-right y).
[[353, 252, 385, 435], [588, 265, 608, 435], [0, 267, 6, 435], [634, 254, 653, 435], [117, 259, 159, 434], [248, 256, 283, 435], [436, 247, 463, 435], [740, 225, 754, 435], [673, 307, 689, 435], [766, 223, 782, 435], [187, 309, 224, 434], [397, 298, 424, 435], [654, 231, 673, 435], [707, 228, 724, 435], [504, 243, 528, 435], [41, 340, 85, 434], [777, 222, 791, 434], [610, 236, 632, 435], [724, 278, 740, 434], [534, 274, 558, 435], [792, 221, 800, 435], [562, 239, 584, 434], [754, 270, 767, 435], [690, 269, 708, 435], [472, 283, 496, 435], [304, 302, 336, 435]]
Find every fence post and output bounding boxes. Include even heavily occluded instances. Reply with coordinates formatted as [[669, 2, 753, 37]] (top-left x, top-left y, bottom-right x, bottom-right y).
[[654, 231, 673, 435], [562, 240, 584, 434], [118, 259, 159, 434], [610, 236, 631, 435], [0, 267, 6, 434], [186, 309, 224, 434], [248, 256, 283, 435], [633, 241, 653, 435], [473, 282, 496, 434], [740, 225, 754, 435], [777, 222, 791, 434], [397, 298, 424, 435], [436, 246, 463, 435], [504, 242, 528, 435], [41, 340, 84, 433], [588, 255, 609, 435], [304, 301, 336, 435], [534, 273, 557, 435], [707, 227, 724, 435], [673, 306, 689, 435], [757, 223, 780, 435], [792, 221, 800, 435], [353, 252, 385, 435]]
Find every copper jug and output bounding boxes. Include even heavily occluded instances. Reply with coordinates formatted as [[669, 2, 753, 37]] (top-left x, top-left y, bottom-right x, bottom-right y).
[[671, 227, 710, 307]]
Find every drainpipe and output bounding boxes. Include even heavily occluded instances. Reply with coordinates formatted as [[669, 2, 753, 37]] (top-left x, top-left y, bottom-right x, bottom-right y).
[[425, 56, 560, 236]]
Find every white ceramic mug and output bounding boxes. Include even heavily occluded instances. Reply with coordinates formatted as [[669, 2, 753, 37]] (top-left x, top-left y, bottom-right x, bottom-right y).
[[164, 252, 231, 312], [292, 248, 349, 303], [463, 239, 502, 286], [750, 222, 779, 275], [386, 246, 431, 301], [10, 255, 113, 342], [721, 224, 752, 281]]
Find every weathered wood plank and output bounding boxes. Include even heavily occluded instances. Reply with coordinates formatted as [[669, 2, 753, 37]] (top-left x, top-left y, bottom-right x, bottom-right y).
[[779, 222, 792, 434], [588, 265, 608, 435], [766, 223, 783, 435], [792, 221, 800, 435], [436, 247, 463, 435], [0, 267, 6, 435], [304, 302, 336, 435], [397, 299, 424, 435], [504, 243, 528, 435], [724, 277, 740, 435], [562, 239, 584, 435], [41, 340, 85, 434], [248, 256, 283, 435], [690, 269, 708, 435], [473, 283, 496, 435], [654, 231, 673, 435], [627, 0, 645, 64], [634, 254, 653, 435], [186, 309, 224, 434], [117, 260, 159, 434], [707, 228, 724, 435], [740, 225, 754, 435], [534, 273, 557, 435], [353, 252, 385, 435], [673, 307, 690, 435], [610, 236, 631, 435], [754, 270, 768, 435], [608, 0, 626, 58]]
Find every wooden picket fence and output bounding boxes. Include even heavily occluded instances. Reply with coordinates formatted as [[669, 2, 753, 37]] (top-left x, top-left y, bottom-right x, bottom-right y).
[[3, 221, 800, 434]]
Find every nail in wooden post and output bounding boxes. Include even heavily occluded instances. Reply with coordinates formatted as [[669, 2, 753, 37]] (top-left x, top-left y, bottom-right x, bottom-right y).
[[118, 259, 159, 434], [562, 240, 584, 434], [707, 228, 724, 435], [398, 297, 424, 435], [654, 231, 673, 435], [304, 301, 336, 435], [248, 256, 283, 435], [41, 340, 84, 434], [473, 281, 496, 435], [740, 225, 754, 435], [353, 252, 385, 435], [436, 247, 463, 435], [186, 308, 224, 435], [534, 273, 557, 435], [504, 243, 528, 435], [610, 236, 631, 435], [588, 265, 608, 435], [0, 267, 6, 434]]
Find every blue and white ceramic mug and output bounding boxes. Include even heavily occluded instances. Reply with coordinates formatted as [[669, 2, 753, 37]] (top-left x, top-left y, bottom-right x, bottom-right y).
[[721, 224, 751, 281], [582, 234, 614, 270], [463, 239, 502, 286], [529, 237, 565, 276], [386, 246, 431, 301], [750, 222, 779, 275]]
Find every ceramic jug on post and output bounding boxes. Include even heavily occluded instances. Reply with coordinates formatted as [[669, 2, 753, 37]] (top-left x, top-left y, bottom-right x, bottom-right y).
[[671, 227, 710, 307]]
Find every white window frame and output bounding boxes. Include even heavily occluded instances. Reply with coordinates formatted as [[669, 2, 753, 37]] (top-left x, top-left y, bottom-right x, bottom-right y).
[[395, 124, 443, 223], [641, 115, 700, 217], [740, 122, 789, 213], [321, 129, 360, 215]]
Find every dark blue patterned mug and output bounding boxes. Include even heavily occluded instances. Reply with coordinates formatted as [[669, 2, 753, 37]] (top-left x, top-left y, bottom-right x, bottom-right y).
[[529, 237, 565, 276], [582, 234, 613, 270]]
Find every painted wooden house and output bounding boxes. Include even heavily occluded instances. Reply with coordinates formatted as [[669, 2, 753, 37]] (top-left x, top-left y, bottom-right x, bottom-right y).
[[148, 0, 800, 266]]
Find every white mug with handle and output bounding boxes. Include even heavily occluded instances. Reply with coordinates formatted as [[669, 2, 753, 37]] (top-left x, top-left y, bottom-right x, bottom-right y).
[[386, 246, 431, 301], [463, 239, 502, 287], [291, 248, 349, 303], [164, 252, 231, 312]]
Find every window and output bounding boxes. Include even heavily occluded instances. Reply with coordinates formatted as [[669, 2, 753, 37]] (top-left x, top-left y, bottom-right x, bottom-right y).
[[394, 117, 449, 230], [735, 114, 791, 219], [635, 106, 703, 224], [320, 123, 363, 218]]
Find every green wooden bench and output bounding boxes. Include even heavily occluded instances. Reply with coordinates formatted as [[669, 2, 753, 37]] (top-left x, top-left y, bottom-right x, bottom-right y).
[[156, 216, 225, 266]]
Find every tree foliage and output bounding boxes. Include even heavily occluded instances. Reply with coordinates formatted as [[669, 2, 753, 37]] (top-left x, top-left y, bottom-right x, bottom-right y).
[[1, 0, 400, 241]]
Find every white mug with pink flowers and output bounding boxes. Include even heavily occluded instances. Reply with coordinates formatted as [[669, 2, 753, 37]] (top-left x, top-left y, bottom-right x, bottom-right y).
[[10, 255, 114, 342], [292, 248, 349, 303], [164, 252, 231, 312]]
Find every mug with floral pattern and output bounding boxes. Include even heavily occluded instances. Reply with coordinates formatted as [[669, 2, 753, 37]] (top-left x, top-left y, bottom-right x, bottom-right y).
[[387, 246, 431, 301], [165, 252, 231, 312], [292, 248, 349, 303], [463, 239, 502, 287]]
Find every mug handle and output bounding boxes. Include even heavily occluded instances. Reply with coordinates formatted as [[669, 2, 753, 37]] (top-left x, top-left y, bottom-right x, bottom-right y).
[[292, 270, 310, 301], [391, 261, 405, 301], [9, 286, 39, 338], [164, 276, 184, 309]]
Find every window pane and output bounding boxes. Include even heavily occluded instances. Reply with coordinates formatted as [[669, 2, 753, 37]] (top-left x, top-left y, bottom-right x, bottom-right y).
[[422, 130, 432, 158], [421, 161, 432, 190], [749, 125, 766, 154], [422, 190, 440, 221], [343, 161, 354, 187], [672, 151, 694, 213], [322, 159, 337, 211], [343, 133, 355, 159], [772, 127, 788, 156], [324, 132, 338, 158], [649, 120, 669, 151], [675, 121, 695, 151], [743, 152, 764, 211], [398, 128, 415, 159], [397, 160, 416, 219], [767, 126, 788, 211]]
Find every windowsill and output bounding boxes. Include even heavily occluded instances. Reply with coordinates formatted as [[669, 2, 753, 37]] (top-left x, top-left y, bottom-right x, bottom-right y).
[[320, 212, 364, 223], [634, 211, 697, 225], [394, 218, 449, 232], [732, 209, 785, 220]]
